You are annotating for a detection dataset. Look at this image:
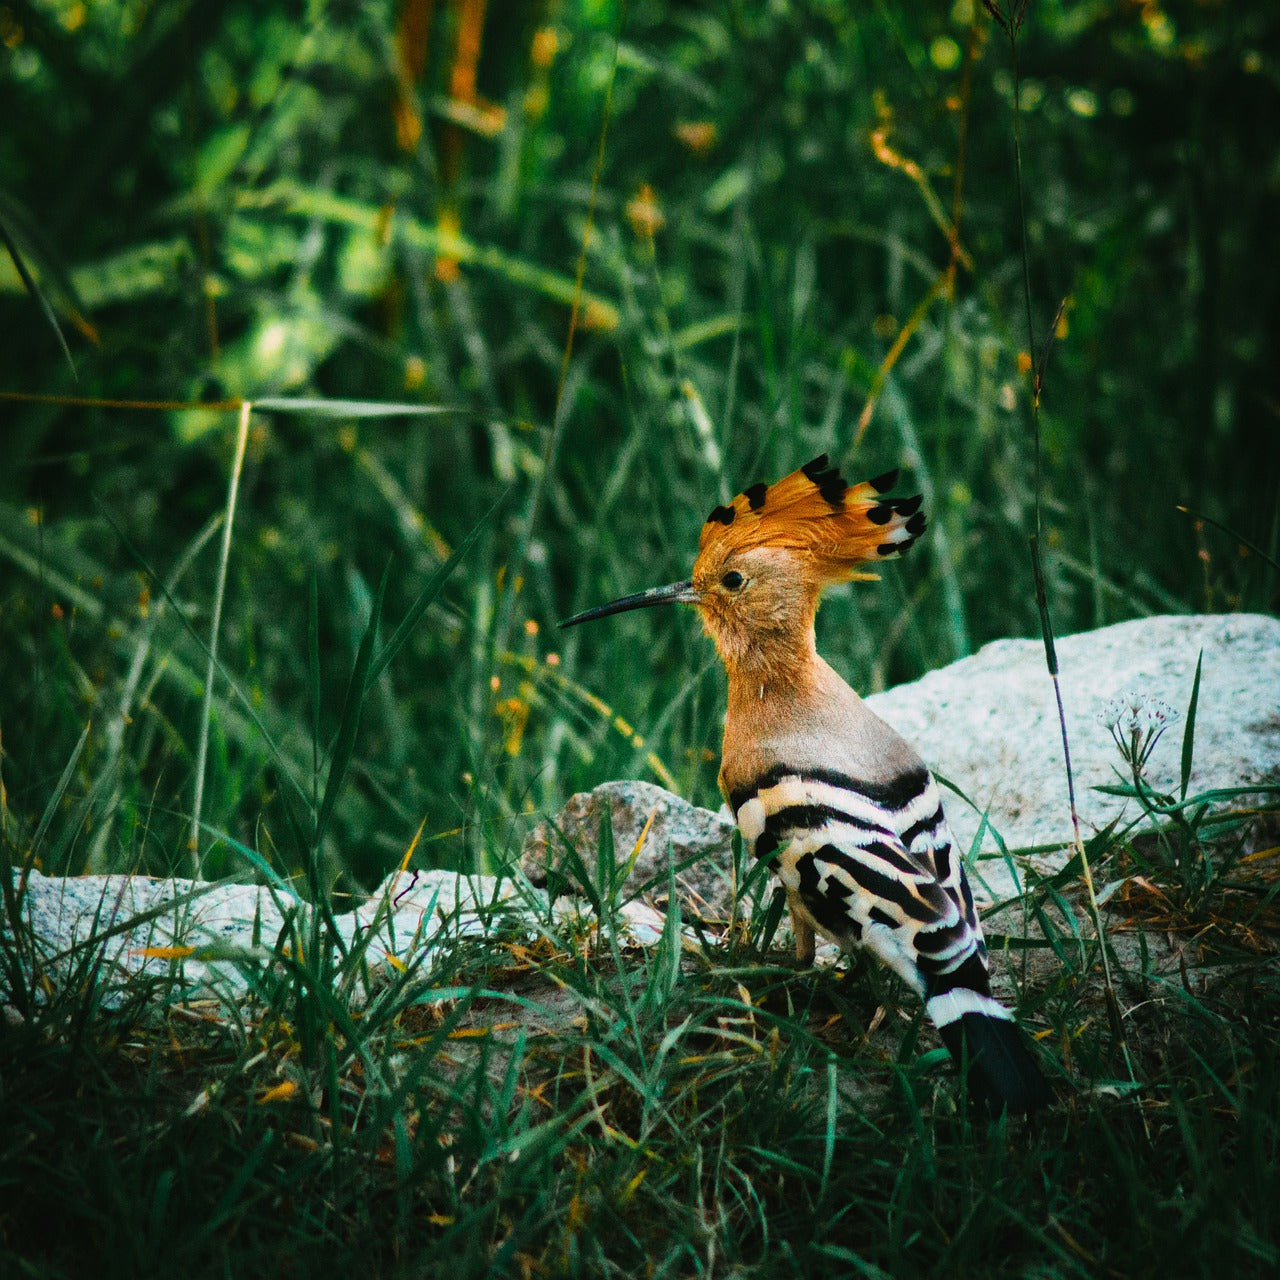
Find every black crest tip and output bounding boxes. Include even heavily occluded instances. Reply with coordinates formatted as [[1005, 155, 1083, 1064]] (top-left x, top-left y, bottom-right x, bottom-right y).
[[800, 453, 847, 507], [869, 468, 899, 494]]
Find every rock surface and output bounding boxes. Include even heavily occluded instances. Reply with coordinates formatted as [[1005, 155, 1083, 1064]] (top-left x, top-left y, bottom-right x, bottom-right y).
[[521, 778, 737, 915], [3, 863, 683, 1002], [5, 867, 539, 1001], [865, 613, 1280, 884]]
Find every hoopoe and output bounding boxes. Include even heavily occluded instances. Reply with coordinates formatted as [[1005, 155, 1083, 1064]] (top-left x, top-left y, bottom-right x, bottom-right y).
[[562, 454, 1052, 1112]]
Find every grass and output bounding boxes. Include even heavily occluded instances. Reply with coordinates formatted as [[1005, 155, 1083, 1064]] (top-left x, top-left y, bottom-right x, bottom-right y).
[[3, 683, 1279, 1276], [3, 768, 1280, 1278], [1, 0, 1278, 1275]]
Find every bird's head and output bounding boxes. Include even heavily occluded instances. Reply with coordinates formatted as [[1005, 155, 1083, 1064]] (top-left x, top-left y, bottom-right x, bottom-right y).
[[560, 454, 925, 678]]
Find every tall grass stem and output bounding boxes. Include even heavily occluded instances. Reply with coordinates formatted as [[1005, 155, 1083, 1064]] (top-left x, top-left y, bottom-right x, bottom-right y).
[[1001, 13, 1142, 1106], [190, 399, 252, 862]]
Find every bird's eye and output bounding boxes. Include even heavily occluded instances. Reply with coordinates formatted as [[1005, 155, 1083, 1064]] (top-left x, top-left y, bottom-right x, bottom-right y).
[[721, 570, 744, 590]]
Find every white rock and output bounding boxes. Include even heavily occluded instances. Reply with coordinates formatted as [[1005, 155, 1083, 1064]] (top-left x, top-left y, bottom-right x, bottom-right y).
[[4, 867, 543, 1002], [3, 860, 692, 1004], [865, 613, 1280, 894], [521, 778, 737, 914], [360, 866, 535, 943]]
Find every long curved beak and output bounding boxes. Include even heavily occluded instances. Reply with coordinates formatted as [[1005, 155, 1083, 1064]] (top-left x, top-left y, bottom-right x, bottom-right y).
[[559, 580, 700, 628]]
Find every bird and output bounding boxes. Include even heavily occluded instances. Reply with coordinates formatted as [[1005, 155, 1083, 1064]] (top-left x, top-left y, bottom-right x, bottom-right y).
[[560, 453, 1052, 1113]]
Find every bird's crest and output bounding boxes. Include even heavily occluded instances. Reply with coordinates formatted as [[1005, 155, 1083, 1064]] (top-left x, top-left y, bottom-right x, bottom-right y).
[[695, 454, 925, 584]]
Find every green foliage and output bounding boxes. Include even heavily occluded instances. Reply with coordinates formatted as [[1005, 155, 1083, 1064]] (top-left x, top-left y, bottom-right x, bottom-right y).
[[3, 813, 1280, 1279], [1, 0, 1277, 887], [0, 2, 1278, 1272], [1096, 663, 1280, 919]]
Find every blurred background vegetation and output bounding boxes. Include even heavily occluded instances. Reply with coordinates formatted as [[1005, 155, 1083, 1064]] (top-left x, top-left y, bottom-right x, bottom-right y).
[[1, 0, 1277, 892]]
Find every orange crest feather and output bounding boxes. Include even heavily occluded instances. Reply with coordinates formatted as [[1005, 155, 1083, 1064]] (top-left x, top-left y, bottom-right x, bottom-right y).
[[695, 454, 925, 582]]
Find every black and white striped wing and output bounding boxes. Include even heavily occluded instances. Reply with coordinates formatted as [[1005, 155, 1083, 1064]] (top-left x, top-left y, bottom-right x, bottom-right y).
[[730, 762, 1052, 1111], [729, 764, 985, 994]]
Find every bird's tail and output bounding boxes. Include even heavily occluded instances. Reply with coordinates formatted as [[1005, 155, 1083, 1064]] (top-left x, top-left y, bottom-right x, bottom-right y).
[[925, 968, 1053, 1114]]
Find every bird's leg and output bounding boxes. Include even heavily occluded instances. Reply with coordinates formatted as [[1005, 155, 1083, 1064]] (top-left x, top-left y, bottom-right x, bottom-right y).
[[786, 890, 816, 965]]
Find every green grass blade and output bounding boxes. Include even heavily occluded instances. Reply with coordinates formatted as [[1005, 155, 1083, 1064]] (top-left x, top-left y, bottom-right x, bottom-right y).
[[0, 204, 77, 378], [315, 560, 390, 849], [308, 570, 321, 822], [29, 720, 91, 863], [251, 396, 472, 418], [191, 399, 252, 862], [187, 1131, 275, 1249], [367, 488, 508, 686], [820, 1052, 838, 1197], [1180, 650, 1203, 802]]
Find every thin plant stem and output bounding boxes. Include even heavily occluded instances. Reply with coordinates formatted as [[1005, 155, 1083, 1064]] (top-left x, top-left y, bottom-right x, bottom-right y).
[[84, 513, 224, 873], [1000, 9, 1143, 1104], [1177, 502, 1280, 573], [190, 398, 252, 863]]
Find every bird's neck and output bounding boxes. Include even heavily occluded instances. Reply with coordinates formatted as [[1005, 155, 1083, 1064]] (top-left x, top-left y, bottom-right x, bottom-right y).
[[707, 585, 826, 692], [719, 638, 883, 806], [715, 613, 924, 807], [721, 623, 823, 703]]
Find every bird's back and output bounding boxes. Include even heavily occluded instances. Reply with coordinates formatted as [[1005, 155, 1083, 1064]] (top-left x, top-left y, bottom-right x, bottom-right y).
[[721, 655, 1053, 1112], [720, 655, 982, 991]]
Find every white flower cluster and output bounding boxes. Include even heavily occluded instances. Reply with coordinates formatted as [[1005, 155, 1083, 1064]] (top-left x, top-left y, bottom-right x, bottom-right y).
[[1096, 690, 1180, 773]]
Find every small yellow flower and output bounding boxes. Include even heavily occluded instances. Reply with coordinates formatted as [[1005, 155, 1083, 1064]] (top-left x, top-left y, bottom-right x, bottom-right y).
[[531, 26, 558, 69], [674, 121, 717, 154], [626, 183, 665, 241], [435, 207, 462, 283]]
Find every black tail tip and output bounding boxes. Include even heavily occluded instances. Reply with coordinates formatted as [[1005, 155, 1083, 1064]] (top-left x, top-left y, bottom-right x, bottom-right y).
[[941, 1012, 1055, 1115], [969, 1061, 1056, 1117]]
